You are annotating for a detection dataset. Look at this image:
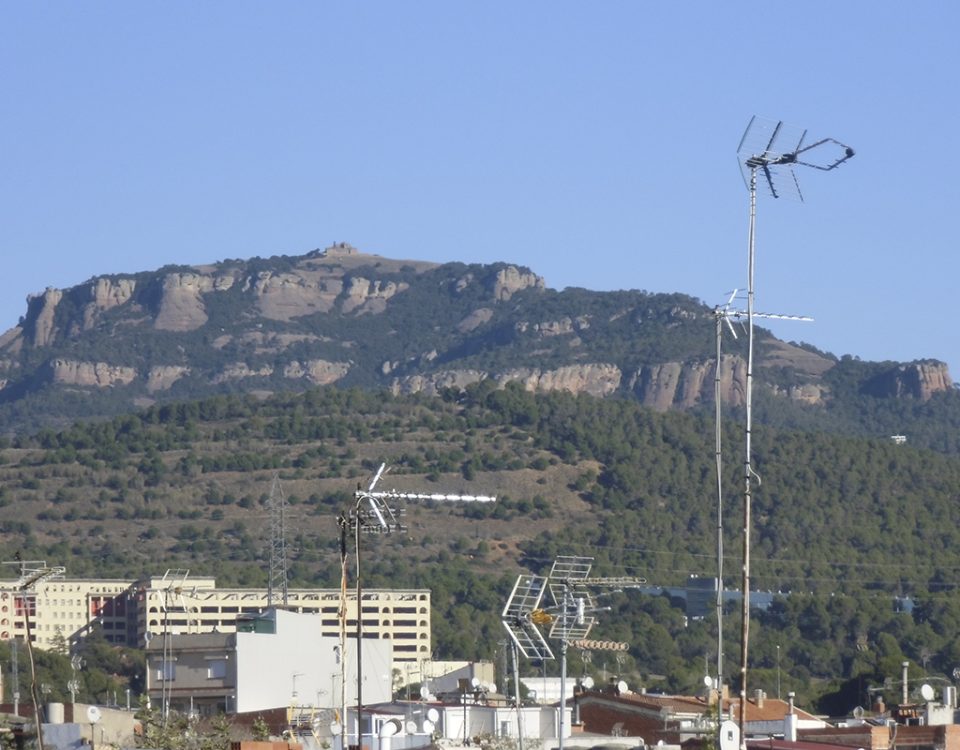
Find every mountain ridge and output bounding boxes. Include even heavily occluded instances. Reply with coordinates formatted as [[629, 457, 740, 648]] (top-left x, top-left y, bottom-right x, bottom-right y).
[[0, 243, 953, 437]]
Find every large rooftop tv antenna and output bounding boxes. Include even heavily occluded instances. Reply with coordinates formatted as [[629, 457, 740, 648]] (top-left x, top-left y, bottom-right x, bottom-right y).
[[711, 292, 811, 726], [735, 116, 853, 747], [340, 463, 494, 750], [502, 556, 643, 750]]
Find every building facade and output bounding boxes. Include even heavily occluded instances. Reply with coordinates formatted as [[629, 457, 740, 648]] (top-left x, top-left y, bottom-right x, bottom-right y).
[[0, 573, 431, 666]]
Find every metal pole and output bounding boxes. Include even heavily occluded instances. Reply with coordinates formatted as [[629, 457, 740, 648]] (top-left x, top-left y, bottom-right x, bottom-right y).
[[338, 515, 349, 750], [715, 310, 725, 736], [512, 641, 524, 750], [559, 639, 568, 750], [739, 166, 758, 750], [23, 596, 46, 750], [355, 514, 363, 750], [558, 584, 569, 750]]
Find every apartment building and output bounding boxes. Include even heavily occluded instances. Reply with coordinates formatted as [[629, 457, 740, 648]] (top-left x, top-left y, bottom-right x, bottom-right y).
[[0, 572, 431, 665]]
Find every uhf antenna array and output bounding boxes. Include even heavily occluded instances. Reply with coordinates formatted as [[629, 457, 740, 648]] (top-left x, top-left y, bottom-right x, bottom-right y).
[[737, 116, 854, 201], [502, 555, 645, 750], [733, 116, 853, 749]]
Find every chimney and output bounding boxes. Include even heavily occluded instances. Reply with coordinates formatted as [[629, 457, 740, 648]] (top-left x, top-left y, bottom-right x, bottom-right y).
[[784, 712, 798, 742], [788, 691, 795, 715], [754, 689, 765, 709], [902, 661, 910, 705]]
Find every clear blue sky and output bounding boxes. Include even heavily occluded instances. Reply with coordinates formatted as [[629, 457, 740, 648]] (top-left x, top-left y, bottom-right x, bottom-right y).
[[2, 3, 957, 381]]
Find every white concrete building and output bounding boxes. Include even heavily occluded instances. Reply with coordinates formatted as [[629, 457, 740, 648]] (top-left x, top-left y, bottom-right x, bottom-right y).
[[146, 608, 394, 715]]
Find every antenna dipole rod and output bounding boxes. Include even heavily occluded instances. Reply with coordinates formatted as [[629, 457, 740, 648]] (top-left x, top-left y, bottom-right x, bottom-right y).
[[357, 490, 496, 503]]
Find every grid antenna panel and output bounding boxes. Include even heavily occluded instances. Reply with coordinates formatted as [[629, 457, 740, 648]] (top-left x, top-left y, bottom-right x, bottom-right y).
[[547, 556, 597, 641], [501, 574, 553, 660]]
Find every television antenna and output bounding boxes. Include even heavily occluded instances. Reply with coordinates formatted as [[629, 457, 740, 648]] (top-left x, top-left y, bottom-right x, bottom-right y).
[[710, 290, 811, 722], [339, 463, 494, 750], [502, 556, 644, 750], [159, 568, 190, 724], [3, 559, 65, 750], [734, 115, 853, 747]]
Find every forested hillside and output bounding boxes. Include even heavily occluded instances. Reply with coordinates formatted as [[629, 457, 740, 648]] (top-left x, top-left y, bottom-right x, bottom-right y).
[[1, 384, 959, 713]]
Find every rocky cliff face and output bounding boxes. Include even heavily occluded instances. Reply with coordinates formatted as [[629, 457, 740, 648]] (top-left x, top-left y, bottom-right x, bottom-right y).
[[0, 244, 952, 434], [862, 361, 953, 401]]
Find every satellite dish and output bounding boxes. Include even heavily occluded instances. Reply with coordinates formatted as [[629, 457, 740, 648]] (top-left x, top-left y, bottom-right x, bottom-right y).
[[853, 706, 865, 719], [330, 722, 342, 735], [143, 631, 153, 645], [87, 706, 102, 724], [529, 689, 538, 700], [921, 684, 935, 702], [426, 708, 439, 723], [952, 667, 960, 681], [471, 676, 481, 688], [617, 680, 628, 694], [582, 676, 595, 690], [381, 719, 402, 738], [487, 682, 497, 693], [703, 675, 713, 688], [405, 721, 418, 734], [422, 719, 435, 734], [719, 720, 740, 750]]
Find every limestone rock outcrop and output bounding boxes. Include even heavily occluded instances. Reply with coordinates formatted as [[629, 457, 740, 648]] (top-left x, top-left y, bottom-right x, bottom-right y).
[[146, 365, 190, 392], [498, 364, 622, 397], [492, 266, 545, 301], [340, 277, 407, 314], [83, 278, 137, 329], [863, 361, 953, 401], [154, 273, 217, 331], [212, 362, 274, 384], [282, 359, 351, 385], [250, 271, 342, 320], [392, 363, 621, 398], [26, 288, 63, 347], [48, 359, 138, 388]]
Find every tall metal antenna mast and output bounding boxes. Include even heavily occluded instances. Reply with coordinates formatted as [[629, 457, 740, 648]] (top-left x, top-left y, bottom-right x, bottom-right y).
[[341, 464, 495, 750], [267, 472, 289, 608], [735, 116, 853, 747], [711, 292, 811, 729], [4, 559, 65, 750]]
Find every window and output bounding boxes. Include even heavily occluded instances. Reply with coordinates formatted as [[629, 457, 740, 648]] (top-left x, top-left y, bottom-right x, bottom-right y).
[[156, 662, 176, 681], [207, 659, 227, 679]]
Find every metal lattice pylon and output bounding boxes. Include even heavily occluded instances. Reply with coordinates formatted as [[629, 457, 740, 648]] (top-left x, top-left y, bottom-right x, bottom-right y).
[[267, 473, 289, 607]]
